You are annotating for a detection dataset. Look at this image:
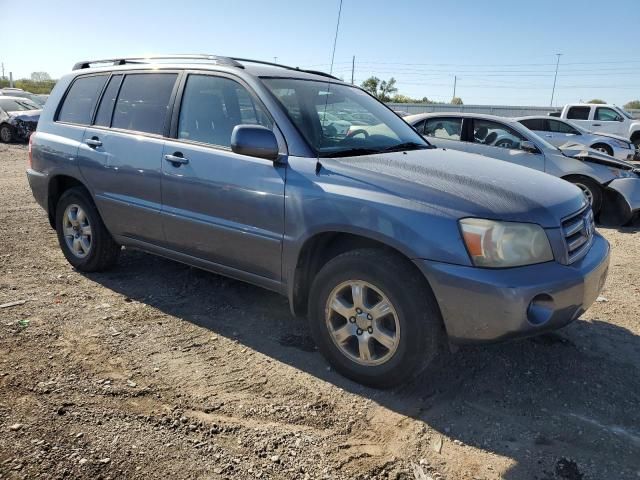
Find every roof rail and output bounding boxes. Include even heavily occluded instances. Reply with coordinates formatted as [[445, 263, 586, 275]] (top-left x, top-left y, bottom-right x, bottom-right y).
[[72, 54, 244, 71], [230, 58, 341, 81]]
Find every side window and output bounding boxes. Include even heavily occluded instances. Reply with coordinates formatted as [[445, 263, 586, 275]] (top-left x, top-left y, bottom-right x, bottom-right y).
[[548, 119, 579, 134], [178, 75, 272, 147], [567, 107, 590, 120], [519, 118, 546, 131], [424, 117, 462, 140], [57, 75, 108, 125], [472, 119, 525, 149], [595, 107, 622, 122], [94, 75, 123, 127], [412, 119, 426, 134], [112, 73, 177, 135]]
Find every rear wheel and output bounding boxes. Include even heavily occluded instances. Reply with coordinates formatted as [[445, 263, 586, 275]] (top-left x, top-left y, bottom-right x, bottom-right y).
[[591, 143, 613, 157], [0, 124, 13, 143], [565, 175, 603, 215], [55, 187, 120, 272], [308, 249, 444, 388]]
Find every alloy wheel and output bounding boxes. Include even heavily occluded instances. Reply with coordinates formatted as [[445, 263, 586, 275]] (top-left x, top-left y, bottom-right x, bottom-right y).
[[62, 204, 92, 258]]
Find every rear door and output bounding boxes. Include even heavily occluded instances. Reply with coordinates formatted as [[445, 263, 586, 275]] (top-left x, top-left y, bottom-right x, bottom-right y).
[[160, 72, 285, 282], [519, 118, 559, 145], [546, 119, 583, 147], [592, 106, 625, 136], [462, 118, 546, 171], [78, 71, 179, 244]]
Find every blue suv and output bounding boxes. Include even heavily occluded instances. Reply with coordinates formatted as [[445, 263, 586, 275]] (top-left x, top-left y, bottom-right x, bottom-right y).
[[27, 55, 610, 387]]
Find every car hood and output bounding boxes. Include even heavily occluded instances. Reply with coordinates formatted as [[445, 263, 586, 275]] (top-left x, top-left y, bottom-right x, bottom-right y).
[[559, 144, 636, 170], [590, 131, 632, 144], [7, 110, 41, 122], [325, 148, 585, 228]]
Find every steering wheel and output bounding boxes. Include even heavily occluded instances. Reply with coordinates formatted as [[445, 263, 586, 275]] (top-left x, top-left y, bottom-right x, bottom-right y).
[[347, 129, 369, 139]]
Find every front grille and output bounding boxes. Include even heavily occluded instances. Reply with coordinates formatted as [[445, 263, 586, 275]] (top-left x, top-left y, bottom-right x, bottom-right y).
[[562, 204, 595, 264]]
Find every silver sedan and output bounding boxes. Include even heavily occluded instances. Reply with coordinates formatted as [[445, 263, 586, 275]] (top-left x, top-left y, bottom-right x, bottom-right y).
[[406, 112, 640, 225]]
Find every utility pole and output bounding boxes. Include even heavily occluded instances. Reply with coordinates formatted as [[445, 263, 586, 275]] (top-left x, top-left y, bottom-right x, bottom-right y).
[[550, 53, 562, 107], [452, 75, 457, 101], [273, 57, 278, 64], [1, 63, 4, 80], [9, 72, 13, 88], [351, 56, 355, 84]]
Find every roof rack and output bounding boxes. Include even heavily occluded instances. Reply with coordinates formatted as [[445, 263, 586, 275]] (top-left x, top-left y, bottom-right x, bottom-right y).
[[72, 54, 244, 71], [231, 58, 341, 81]]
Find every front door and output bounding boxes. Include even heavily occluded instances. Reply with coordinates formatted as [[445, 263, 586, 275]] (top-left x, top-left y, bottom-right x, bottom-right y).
[[592, 106, 625, 136], [161, 73, 285, 282]]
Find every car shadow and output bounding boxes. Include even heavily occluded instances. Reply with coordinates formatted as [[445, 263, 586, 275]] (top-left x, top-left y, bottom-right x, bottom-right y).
[[85, 249, 640, 479]]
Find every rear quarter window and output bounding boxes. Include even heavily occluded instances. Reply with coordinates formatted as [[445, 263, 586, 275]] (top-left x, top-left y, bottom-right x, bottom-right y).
[[567, 106, 590, 120], [57, 75, 108, 125]]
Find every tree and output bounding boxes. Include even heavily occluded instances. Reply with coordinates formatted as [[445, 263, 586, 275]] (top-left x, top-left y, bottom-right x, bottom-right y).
[[360, 76, 398, 102], [587, 99, 606, 104], [624, 100, 640, 110], [30, 72, 51, 82], [451, 97, 463, 105]]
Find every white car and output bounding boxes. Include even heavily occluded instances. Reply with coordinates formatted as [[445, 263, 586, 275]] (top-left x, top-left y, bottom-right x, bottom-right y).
[[517, 116, 638, 162], [552, 103, 640, 148]]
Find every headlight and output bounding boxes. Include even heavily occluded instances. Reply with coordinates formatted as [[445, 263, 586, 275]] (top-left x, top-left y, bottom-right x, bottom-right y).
[[610, 139, 632, 149], [459, 218, 554, 268]]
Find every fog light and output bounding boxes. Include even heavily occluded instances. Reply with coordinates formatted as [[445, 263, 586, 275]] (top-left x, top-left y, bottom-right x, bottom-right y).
[[527, 294, 554, 326]]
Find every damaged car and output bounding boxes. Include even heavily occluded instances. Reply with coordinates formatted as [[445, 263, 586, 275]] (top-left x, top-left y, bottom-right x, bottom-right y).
[[407, 112, 640, 225], [0, 97, 41, 143]]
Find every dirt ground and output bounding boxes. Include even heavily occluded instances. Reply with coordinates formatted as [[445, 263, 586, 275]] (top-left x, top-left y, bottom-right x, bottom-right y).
[[0, 143, 638, 480]]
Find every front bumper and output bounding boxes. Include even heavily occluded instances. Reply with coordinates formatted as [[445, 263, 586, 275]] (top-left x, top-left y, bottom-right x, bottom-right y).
[[417, 233, 610, 344]]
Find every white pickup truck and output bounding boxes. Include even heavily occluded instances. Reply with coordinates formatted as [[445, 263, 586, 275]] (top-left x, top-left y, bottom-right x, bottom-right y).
[[551, 104, 640, 147]]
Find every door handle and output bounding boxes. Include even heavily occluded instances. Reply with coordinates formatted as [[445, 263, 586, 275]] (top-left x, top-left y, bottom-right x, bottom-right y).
[[545, 134, 552, 138], [85, 137, 102, 148], [592, 123, 601, 127], [164, 153, 189, 166]]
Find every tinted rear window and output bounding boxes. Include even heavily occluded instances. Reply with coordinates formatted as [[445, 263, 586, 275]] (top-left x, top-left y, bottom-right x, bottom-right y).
[[567, 106, 590, 120], [57, 75, 108, 125], [519, 118, 546, 131], [111, 74, 177, 135], [94, 75, 123, 127]]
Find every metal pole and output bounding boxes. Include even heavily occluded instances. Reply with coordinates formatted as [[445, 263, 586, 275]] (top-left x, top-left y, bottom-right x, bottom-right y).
[[351, 55, 355, 84], [1, 63, 4, 80], [453, 75, 457, 101], [550, 53, 562, 107], [273, 57, 278, 64], [9, 72, 13, 88]]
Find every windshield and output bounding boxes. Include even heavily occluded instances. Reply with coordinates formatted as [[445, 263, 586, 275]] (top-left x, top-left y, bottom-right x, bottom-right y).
[[0, 98, 40, 112], [617, 107, 634, 120], [262, 78, 430, 157]]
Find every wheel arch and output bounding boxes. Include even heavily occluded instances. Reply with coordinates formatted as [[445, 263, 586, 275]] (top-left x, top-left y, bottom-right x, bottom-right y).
[[46, 174, 90, 229], [288, 230, 428, 317]]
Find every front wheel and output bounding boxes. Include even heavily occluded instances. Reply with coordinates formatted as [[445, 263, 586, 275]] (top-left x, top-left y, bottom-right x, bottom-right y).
[[0, 124, 13, 143], [308, 249, 444, 388], [591, 143, 613, 157], [565, 176, 603, 216]]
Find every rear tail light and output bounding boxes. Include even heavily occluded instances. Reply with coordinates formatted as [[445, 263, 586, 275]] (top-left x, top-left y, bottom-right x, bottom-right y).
[[28, 133, 33, 168]]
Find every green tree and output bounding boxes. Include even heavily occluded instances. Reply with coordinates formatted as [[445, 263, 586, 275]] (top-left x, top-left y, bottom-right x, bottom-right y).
[[451, 97, 463, 105], [587, 99, 607, 104], [624, 100, 640, 110], [360, 76, 398, 102], [30, 72, 51, 82]]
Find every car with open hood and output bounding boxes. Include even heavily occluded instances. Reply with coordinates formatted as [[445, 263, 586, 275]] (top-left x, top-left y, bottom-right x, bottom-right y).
[[407, 112, 640, 225], [27, 55, 610, 387], [0, 96, 41, 143]]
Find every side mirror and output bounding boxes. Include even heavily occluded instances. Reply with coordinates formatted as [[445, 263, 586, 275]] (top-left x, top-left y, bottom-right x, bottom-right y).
[[520, 140, 539, 154], [231, 125, 279, 161]]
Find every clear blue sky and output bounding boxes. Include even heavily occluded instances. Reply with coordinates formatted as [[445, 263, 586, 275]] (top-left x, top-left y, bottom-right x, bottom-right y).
[[2, 0, 639, 107]]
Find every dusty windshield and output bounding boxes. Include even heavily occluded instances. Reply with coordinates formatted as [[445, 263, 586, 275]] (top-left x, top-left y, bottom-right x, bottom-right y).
[[0, 98, 40, 112], [262, 78, 430, 157]]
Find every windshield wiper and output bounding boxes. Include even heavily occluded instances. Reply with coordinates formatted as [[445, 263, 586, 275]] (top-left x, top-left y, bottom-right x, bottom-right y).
[[319, 148, 381, 158], [380, 142, 433, 153]]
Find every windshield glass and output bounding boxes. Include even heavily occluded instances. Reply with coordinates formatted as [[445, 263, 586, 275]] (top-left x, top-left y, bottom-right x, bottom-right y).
[[617, 107, 634, 120], [262, 78, 430, 157], [0, 98, 39, 112]]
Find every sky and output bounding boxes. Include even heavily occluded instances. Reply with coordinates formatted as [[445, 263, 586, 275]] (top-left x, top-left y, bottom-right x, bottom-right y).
[[2, 0, 639, 107]]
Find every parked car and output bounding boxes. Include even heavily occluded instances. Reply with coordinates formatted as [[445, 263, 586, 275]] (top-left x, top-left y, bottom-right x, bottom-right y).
[[517, 116, 638, 162], [551, 103, 640, 148], [27, 55, 610, 387], [0, 89, 48, 107], [0, 96, 41, 143], [406, 112, 640, 225]]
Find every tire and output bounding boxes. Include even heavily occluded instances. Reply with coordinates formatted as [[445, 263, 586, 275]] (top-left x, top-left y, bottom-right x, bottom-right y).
[[565, 175, 603, 216], [0, 124, 13, 143], [591, 143, 613, 157], [55, 187, 120, 272], [308, 248, 444, 388]]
